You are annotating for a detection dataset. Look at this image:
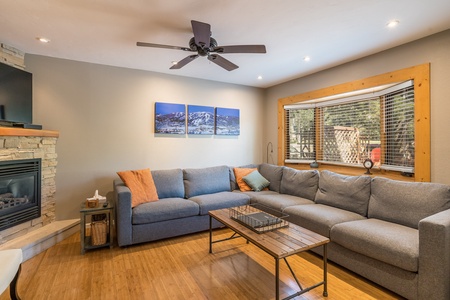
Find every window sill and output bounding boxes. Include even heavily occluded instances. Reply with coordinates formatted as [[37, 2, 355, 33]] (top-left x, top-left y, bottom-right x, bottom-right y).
[[284, 162, 415, 182]]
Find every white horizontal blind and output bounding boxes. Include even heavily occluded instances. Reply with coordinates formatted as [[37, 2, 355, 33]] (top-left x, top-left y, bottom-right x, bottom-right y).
[[284, 80, 415, 172], [382, 85, 415, 172], [285, 108, 315, 162], [318, 98, 380, 165]]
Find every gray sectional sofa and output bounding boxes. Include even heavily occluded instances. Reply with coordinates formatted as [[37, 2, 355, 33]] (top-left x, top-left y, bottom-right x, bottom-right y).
[[113, 163, 450, 300]]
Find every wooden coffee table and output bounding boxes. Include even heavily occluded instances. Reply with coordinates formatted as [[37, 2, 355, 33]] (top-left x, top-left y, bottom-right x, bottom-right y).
[[209, 206, 330, 299]]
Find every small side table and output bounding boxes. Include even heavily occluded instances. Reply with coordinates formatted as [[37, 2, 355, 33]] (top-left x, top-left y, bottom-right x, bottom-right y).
[[80, 200, 114, 254]]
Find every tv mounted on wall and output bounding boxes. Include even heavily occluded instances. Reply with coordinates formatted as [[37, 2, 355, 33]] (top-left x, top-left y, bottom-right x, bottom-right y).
[[0, 62, 40, 129]]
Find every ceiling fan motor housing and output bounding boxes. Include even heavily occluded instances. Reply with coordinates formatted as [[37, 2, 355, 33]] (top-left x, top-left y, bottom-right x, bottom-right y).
[[189, 37, 218, 56]]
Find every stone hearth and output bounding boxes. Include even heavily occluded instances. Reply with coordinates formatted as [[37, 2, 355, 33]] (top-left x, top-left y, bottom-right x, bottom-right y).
[[0, 128, 79, 260]]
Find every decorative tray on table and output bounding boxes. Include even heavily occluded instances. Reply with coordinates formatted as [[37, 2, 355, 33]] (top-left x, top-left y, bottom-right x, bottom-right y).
[[229, 203, 289, 233]]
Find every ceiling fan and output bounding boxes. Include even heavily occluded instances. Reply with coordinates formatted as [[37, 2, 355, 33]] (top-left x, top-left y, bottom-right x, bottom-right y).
[[136, 20, 266, 71]]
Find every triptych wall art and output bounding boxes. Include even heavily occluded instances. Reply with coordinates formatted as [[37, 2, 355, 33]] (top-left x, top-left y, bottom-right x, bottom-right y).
[[155, 102, 240, 135]]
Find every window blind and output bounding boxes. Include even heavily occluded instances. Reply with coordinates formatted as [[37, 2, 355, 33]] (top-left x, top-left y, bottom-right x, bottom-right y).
[[284, 80, 414, 172], [285, 108, 315, 162], [382, 85, 415, 172], [317, 98, 380, 165]]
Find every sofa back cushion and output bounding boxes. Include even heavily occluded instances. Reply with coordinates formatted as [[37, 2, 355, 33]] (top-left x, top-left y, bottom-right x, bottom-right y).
[[368, 177, 450, 229], [315, 170, 371, 216], [280, 168, 319, 200], [258, 163, 284, 192], [183, 165, 231, 198], [152, 169, 184, 199]]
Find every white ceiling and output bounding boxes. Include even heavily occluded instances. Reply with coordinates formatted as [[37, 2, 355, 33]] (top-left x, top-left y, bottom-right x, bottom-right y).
[[1, 0, 450, 88]]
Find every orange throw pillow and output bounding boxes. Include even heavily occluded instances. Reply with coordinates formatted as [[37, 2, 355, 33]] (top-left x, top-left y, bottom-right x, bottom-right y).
[[117, 169, 159, 208], [233, 167, 257, 191]]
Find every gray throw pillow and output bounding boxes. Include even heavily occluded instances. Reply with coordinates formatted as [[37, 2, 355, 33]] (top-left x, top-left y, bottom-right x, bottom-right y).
[[243, 170, 270, 192], [315, 170, 371, 216]]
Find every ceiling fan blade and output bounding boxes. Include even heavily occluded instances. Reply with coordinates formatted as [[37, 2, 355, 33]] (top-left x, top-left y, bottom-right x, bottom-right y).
[[136, 42, 192, 52], [191, 20, 211, 49], [207, 54, 238, 71], [170, 55, 199, 69], [212, 45, 266, 54]]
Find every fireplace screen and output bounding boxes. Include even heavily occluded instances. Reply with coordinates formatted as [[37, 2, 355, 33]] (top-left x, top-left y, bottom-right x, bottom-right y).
[[0, 159, 41, 231]]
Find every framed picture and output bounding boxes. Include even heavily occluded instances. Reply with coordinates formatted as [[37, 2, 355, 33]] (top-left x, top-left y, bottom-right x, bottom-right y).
[[154, 102, 186, 134], [215, 107, 240, 135], [187, 105, 215, 135]]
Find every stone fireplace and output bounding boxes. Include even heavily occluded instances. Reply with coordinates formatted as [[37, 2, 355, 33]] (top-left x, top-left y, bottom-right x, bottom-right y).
[[0, 128, 58, 245]]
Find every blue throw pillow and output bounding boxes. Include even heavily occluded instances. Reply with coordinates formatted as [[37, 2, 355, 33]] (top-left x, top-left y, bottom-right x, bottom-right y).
[[242, 170, 270, 192]]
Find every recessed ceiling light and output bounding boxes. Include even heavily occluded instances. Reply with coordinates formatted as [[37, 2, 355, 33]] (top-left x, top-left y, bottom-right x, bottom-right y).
[[36, 37, 50, 43], [387, 20, 400, 28], [257, 75, 263, 80], [303, 56, 311, 62]]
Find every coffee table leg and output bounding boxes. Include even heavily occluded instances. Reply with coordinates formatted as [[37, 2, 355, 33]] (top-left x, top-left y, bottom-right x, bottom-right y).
[[275, 258, 280, 299], [323, 244, 328, 297], [209, 215, 213, 253]]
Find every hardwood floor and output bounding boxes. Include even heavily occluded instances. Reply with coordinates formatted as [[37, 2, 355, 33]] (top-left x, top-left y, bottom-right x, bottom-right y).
[[1, 229, 403, 300]]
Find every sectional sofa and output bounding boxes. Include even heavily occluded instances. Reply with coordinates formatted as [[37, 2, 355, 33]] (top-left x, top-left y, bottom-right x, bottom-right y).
[[113, 163, 450, 300]]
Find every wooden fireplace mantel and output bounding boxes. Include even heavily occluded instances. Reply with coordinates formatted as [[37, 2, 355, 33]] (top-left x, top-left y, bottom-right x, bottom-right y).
[[0, 127, 59, 138]]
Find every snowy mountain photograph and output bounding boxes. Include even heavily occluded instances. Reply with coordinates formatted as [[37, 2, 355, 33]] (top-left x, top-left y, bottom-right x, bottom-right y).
[[215, 107, 240, 135], [187, 105, 214, 135], [155, 102, 186, 134]]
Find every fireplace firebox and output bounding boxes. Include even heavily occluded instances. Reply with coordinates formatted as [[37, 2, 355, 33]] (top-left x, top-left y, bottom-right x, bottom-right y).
[[0, 158, 41, 231]]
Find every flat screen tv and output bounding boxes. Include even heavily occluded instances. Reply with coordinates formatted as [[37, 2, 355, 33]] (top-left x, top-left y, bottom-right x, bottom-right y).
[[0, 62, 32, 125]]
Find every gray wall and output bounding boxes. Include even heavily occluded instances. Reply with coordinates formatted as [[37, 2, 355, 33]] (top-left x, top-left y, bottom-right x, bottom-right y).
[[265, 29, 450, 185], [26, 56, 265, 220]]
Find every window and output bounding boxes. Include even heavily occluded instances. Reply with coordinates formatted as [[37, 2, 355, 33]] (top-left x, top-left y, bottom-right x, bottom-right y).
[[285, 81, 414, 173], [286, 108, 315, 160]]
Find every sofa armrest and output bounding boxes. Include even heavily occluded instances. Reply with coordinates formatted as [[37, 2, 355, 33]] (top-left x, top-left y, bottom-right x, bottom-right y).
[[418, 208, 450, 300], [113, 179, 133, 247]]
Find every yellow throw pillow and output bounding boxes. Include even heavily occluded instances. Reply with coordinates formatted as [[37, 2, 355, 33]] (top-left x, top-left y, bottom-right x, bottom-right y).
[[233, 167, 257, 191], [117, 169, 159, 208]]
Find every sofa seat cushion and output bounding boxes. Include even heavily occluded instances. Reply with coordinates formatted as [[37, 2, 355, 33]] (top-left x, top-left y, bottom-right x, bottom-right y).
[[331, 219, 419, 272], [132, 198, 199, 224], [241, 190, 279, 198], [189, 191, 250, 215], [248, 193, 314, 212], [283, 204, 366, 237]]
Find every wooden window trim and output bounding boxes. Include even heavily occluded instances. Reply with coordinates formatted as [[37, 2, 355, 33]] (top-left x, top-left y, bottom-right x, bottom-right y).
[[278, 63, 430, 182]]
